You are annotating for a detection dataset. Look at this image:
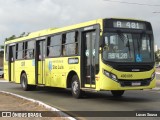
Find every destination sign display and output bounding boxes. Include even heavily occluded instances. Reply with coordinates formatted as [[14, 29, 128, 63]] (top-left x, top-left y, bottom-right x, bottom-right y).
[[113, 21, 146, 30]]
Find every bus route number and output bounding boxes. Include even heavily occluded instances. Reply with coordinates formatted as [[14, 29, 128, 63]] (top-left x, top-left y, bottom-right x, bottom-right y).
[[126, 22, 139, 29], [113, 21, 145, 29]]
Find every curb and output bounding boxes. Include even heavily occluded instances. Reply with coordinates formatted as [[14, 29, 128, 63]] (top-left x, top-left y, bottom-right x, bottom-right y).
[[0, 91, 76, 120]]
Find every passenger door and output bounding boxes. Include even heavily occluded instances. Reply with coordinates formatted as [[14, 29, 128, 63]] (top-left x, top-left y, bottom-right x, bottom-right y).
[[8, 45, 16, 82], [81, 27, 99, 88], [35, 40, 46, 85]]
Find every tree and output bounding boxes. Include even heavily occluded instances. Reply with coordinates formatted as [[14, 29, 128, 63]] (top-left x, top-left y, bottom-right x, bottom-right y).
[[155, 49, 160, 62], [19, 32, 25, 37], [5, 35, 16, 41], [5, 32, 27, 41]]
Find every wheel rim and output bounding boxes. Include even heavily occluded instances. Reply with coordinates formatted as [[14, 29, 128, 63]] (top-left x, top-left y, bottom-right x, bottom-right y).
[[72, 80, 79, 95]]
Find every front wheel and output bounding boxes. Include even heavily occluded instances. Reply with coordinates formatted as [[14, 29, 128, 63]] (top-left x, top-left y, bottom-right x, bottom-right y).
[[111, 90, 125, 97], [71, 75, 83, 98]]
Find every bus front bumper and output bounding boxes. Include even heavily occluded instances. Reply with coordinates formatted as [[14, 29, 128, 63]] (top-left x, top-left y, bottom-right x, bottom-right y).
[[99, 75, 156, 91]]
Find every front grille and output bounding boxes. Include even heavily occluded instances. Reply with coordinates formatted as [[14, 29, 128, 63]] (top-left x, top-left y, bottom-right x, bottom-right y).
[[116, 65, 153, 72], [118, 78, 151, 87]]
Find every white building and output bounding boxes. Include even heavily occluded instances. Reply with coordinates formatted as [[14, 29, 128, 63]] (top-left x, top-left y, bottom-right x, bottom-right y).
[[154, 44, 158, 52]]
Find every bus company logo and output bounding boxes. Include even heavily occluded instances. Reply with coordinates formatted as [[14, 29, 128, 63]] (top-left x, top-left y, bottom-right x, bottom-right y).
[[121, 74, 133, 78], [48, 61, 52, 71], [2, 112, 11, 117]]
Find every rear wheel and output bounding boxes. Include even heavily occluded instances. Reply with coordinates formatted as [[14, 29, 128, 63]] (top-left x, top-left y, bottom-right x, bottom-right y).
[[21, 73, 36, 91], [71, 75, 83, 98], [111, 90, 125, 97]]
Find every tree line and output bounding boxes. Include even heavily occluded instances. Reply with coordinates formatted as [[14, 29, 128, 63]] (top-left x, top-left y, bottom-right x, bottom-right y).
[[5, 32, 29, 41]]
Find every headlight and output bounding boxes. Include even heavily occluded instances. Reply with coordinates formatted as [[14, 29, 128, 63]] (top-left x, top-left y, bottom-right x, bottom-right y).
[[103, 69, 118, 82], [151, 72, 155, 80], [110, 74, 117, 81], [103, 70, 110, 77]]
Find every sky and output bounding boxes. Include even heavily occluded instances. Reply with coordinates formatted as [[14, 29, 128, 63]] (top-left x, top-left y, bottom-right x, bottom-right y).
[[0, 0, 160, 48]]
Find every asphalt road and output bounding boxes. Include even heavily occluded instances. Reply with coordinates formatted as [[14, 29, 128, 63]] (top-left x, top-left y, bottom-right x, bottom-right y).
[[0, 74, 160, 120], [156, 73, 160, 80]]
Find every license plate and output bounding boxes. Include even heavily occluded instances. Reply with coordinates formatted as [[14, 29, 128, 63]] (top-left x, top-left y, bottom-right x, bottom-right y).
[[132, 82, 141, 86]]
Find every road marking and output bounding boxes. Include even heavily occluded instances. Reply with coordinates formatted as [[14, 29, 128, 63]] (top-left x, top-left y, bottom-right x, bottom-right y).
[[156, 72, 160, 75]]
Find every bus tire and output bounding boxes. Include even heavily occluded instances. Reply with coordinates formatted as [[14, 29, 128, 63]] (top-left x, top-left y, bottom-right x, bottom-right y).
[[20, 73, 36, 91], [111, 90, 124, 97], [71, 75, 83, 98]]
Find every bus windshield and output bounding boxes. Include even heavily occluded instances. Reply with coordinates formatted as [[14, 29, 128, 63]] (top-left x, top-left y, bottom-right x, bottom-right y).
[[102, 32, 154, 63]]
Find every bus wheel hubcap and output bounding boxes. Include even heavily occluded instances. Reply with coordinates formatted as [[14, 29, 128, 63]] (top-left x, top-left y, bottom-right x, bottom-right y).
[[73, 81, 78, 94], [22, 77, 25, 88]]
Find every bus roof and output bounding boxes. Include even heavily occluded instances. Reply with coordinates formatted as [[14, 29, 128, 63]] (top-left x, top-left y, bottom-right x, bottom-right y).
[[5, 19, 103, 44], [5, 17, 148, 44]]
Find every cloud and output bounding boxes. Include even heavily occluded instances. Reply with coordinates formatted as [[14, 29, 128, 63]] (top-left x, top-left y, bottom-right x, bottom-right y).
[[0, 0, 160, 47]]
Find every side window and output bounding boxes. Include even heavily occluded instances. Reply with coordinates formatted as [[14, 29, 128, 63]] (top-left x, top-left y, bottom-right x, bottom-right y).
[[25, 40, 35, 59], [16, 42, 24, 59], [47, 35, 61, 57], [64, 31, 78, 56]]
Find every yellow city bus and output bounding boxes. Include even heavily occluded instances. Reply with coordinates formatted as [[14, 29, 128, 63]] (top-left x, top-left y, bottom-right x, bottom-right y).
[[4, 18, 156, 98]]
